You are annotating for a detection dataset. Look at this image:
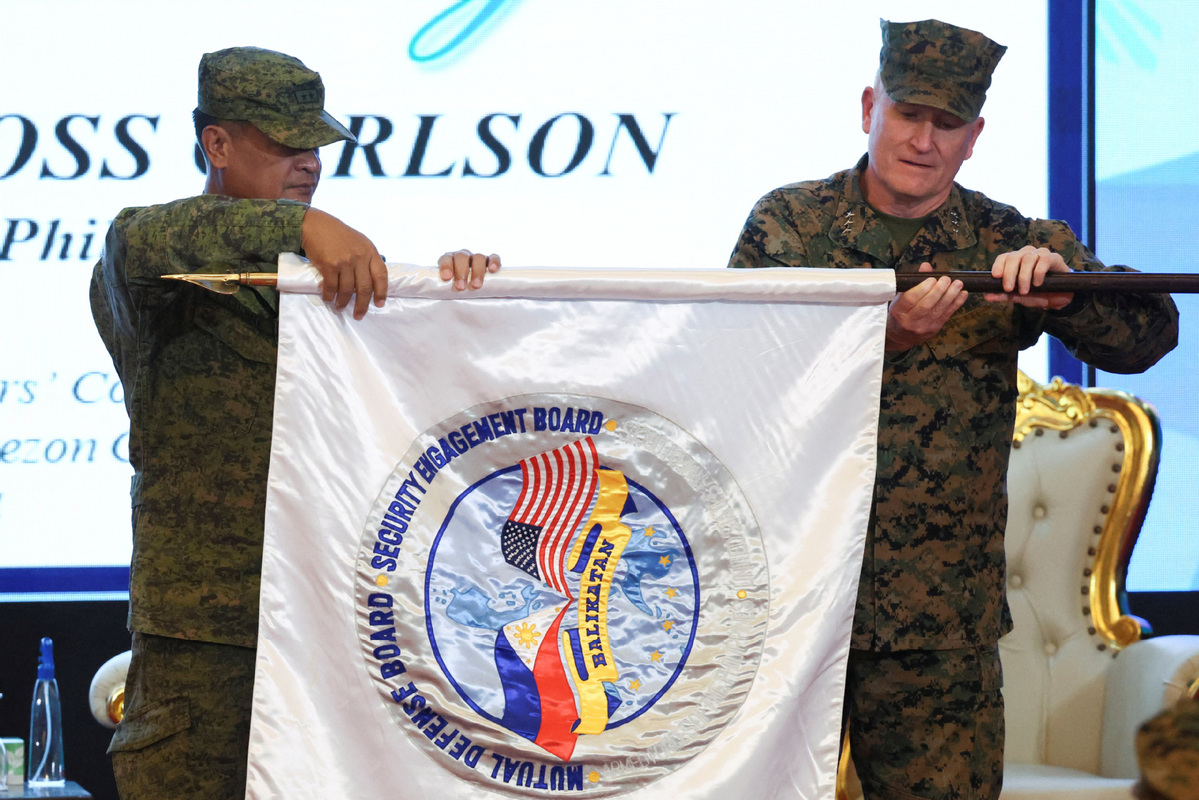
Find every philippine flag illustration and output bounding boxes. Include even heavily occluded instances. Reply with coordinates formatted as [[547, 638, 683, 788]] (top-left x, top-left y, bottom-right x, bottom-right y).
[[494, 601, 580, 760]]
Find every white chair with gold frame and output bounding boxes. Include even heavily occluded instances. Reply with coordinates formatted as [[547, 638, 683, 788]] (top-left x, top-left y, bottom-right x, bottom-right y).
[[999, 372, 1199, 798], [838, 373, 1199, 800]]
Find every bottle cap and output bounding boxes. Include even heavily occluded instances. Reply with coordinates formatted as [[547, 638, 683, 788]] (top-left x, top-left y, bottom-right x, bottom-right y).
[[37, 638, 55, 681]]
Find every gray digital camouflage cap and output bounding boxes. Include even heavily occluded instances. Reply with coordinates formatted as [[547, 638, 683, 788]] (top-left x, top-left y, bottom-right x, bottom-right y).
[[197, 46, 356, 149], [879, 19, 1006, 121]]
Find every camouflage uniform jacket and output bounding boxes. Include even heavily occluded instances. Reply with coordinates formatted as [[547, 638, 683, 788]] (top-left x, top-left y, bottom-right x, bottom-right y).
[[729, 156, 1179, 651], [90, 194, 307, 648]]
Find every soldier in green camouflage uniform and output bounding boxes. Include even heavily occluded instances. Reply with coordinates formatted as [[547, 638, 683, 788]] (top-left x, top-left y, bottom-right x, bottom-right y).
[[1136, 696, 1199, 800], [90, 47, 500, 799], [728, 19, 1179, 800]]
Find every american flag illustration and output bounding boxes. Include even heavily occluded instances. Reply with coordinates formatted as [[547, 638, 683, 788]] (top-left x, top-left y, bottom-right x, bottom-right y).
[[501, 437, 599, 596]]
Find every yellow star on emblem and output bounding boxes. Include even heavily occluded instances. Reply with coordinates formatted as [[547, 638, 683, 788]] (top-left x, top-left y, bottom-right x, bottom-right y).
[[665, 587, 678, 598], [629, 679, 642, 691], [662, 620, 674, 632], [650, 650, 663, 662], [658, 555, 671, 567], [643, 525, 655, 537]]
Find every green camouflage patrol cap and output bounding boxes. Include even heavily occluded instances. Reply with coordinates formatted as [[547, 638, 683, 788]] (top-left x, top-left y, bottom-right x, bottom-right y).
[[879, 19, 1006, 121], [197, 46, 356, 149]]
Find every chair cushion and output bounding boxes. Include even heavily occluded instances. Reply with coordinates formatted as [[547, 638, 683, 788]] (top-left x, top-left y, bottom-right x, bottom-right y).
[[1000, 763, 1134, 799], [1002, 422, 1125, 771]]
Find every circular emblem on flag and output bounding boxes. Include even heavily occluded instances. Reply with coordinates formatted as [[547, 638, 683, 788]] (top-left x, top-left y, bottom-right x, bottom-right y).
[[356, 394, 768, 796]]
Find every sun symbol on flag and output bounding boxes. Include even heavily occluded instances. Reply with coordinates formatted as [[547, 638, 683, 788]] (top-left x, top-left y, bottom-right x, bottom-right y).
[[514, 622, 541, 648]]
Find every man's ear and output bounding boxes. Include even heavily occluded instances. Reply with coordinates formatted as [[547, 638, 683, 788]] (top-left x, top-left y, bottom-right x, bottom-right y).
[[861, 86, 875, 135], [201, 124, 232, 169], [963, 117, 985, 161]]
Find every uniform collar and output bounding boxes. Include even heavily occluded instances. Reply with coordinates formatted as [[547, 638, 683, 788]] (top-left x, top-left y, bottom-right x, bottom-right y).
[[830, 154, 978, 267]]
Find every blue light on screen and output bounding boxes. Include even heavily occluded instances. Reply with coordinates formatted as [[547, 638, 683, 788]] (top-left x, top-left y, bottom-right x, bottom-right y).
[[1095, 0, 1199, 592]]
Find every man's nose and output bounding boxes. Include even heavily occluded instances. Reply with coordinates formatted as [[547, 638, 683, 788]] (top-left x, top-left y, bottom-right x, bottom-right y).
[[296, 149, 320, 172], [910, 122, 934, 151]]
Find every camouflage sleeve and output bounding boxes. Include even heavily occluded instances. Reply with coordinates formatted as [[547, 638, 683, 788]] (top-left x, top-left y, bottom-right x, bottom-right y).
[[116, 195, 307, 281], [727, 189, 813, 269], [92, 196, 307, 338], [1030, 219, 1179, 374]]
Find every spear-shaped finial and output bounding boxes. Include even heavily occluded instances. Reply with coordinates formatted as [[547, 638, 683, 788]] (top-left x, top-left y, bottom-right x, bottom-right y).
[[160, 272, 278, 295]]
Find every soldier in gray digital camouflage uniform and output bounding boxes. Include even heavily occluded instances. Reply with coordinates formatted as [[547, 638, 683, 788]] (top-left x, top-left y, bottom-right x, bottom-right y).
[[90, 47, 500, 799], [728, 18, 1179, 800]]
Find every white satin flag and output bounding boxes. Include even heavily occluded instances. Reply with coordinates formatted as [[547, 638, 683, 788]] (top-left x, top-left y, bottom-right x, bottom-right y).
[[248, 255, 892, 799]]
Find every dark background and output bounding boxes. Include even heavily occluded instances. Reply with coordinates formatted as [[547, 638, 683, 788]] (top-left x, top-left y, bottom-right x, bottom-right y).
[[0, 602, 126, 800]]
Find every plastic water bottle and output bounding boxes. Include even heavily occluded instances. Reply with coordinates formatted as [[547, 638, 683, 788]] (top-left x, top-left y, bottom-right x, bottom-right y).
[[27, 638, 65, 787]]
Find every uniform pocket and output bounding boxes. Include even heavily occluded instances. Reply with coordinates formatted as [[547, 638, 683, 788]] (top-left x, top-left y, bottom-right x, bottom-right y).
[[928, 304, 1012, 360], [192, 301, 276, 365], [149, 297, 277, 441], [108, 695, 190, 754], [927, 303, 1020, 469]]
